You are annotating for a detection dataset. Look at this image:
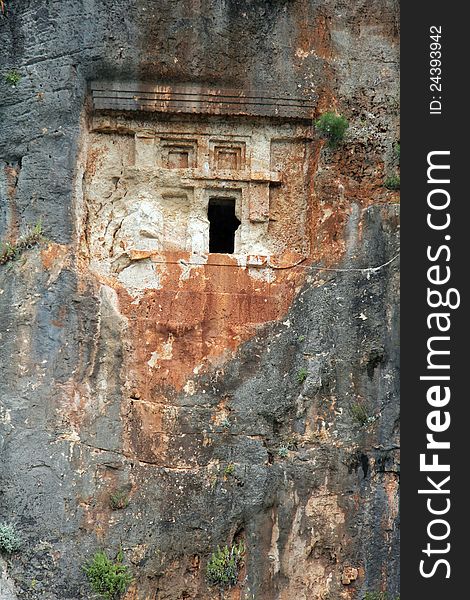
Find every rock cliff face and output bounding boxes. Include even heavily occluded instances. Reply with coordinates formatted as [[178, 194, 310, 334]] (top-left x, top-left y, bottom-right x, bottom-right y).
[[0, 1, 399, 599]]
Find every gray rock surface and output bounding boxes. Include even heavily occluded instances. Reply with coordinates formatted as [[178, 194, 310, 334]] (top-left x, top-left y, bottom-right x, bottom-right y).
[[0, 558, 18, 600]]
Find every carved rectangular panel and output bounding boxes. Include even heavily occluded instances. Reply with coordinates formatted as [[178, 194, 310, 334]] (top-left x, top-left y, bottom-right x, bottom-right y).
[[85, 109, 313, 289], [210, 140, 245, 171], [161, 139, 197, 169]]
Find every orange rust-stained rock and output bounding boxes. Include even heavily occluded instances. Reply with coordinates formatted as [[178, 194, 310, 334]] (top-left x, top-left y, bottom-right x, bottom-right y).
[[3, 164, 20, 200], [341, 566, 359, 585], [41, 243, 69, 271], [115, 252, 301, 390], [110, 251, 306, 464]]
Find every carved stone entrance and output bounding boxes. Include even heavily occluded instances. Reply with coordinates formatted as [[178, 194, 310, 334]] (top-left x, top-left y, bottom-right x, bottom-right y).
[[83, 82, 315, 294]]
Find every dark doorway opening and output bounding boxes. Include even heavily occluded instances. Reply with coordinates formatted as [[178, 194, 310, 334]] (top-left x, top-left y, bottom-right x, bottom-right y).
[[208, 198, 240, 253]]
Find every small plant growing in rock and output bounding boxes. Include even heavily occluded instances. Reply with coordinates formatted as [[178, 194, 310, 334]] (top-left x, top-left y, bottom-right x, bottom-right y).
[[109, 489, 130, 511], [223, 463, 235, 477], [0, 221, 44, 266], [221, 417, 231, 429], [315, 112, 349, 148], [0, 522, 21, 554], [4, 70, 21, 87], [277, 445, 289, 458], [394, 142, 400, 159], [384, 174, 400, 190], [297, 367, 308, 384], [206, 541, 245, 589], [0, 241, 17, 264], [83, 549, 133, 599], [350, 402, 370, 426]]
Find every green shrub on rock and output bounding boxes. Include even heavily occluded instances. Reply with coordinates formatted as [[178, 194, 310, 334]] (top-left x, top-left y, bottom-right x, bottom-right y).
[[4, 70, 21, 87], [350, 402, 371, 426], [109, 489, 129, 510], [206, 541, 245, 589], [0, 522, 21, 554], [297, 367, 308, 383], [83, 550, 133, 599], [315, 112, 349, 148], [384, 174, 400, 190]]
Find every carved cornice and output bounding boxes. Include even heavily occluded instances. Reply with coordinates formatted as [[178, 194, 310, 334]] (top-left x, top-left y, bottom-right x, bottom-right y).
[[90, 81, 316, 120]]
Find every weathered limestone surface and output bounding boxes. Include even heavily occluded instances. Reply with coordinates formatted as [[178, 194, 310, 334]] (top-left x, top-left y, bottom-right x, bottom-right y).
[[1, 1, 399, 598]]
